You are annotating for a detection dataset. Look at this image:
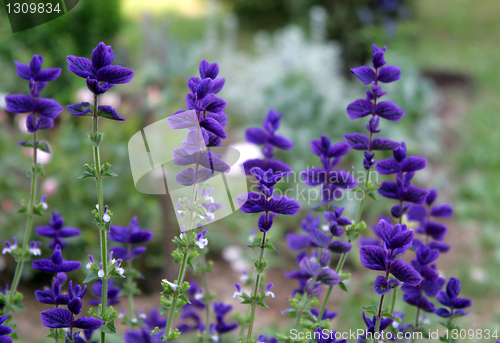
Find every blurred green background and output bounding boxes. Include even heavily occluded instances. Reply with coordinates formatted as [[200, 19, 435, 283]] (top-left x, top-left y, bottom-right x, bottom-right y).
[[0, 0, 499, 341]]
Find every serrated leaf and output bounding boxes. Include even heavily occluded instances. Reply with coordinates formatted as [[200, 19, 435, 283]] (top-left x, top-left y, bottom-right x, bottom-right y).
[[100, 320, 116, 334]]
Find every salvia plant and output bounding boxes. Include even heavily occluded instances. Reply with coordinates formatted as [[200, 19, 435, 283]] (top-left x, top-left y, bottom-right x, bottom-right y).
[[0, 42, 477, 343]]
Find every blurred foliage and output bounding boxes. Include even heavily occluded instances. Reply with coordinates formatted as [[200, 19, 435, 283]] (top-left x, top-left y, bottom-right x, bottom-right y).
[[221, 0, 413, 70], [0, 0, 122, 103]]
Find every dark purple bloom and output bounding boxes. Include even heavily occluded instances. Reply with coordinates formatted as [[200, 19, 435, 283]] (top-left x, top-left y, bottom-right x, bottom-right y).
[[301, 137, 357, 204], [6, 95, 63, 133], [88, 280, 120, 306], [434, 278, 471, 318], [15, 55, 61, 83], [408, 189, 453, 242], [314, 328, 347, 343], [168, 60, 227, 149], [67, 42, 134, 90], [374, 276, 400, 295], [258, 335, 279, 343], [237, 168, 300, 231], [35, 212, 81, 249], [212, 302, 238, 335], [109, 216, 152, 260], [40, 308, 103, 330], [362, 311, 393, 334], [344, 45, 404, 168], [243, 109, 293, 174], [32, 245, 81, 274], [0, 315, 13, 343], [311, 308, 337, 321]]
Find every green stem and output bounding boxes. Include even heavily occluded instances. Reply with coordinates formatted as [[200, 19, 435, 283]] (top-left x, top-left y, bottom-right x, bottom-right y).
[[164, 249, 189, 338], [246, 231, 267, 342], [91, 94, 108, 343], [9, 126, 38, 305], [316, 168, 370, 322], [239, 306, 251, 339], [374, 292, 386, 334], [164, 184, 197, 339], [391, 286, 398, 314]]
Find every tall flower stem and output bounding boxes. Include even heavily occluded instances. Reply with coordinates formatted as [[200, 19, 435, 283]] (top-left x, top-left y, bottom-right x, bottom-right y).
[[9, 116, 38, 305], [316, 168, 370, 321], [91, 94, 108, 343], [246, 230, 267, 342], [164, 184, 197, 339], [374, 266, 392, 334], [389, 200, 404, 315]]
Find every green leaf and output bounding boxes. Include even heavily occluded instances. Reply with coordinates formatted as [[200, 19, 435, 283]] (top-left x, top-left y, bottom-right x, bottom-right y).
[[36, 141, 51, 153], [264, 240, 279, 253], [100, 320, 116, 334], [83, 271, 100, 284], [338, 281, 348, 293], [362, 305, 378, 315]]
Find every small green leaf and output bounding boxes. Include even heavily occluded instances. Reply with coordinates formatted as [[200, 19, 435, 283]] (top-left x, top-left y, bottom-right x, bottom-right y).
[[338, 281, 348, 293], [83, 271, 100, 284]]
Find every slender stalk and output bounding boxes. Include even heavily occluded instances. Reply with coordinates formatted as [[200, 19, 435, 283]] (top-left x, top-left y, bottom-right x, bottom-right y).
[[239, 306, 251, 339], [246, 231, 267, 342], [164, 248, 189, 338], [316, 168, 370, 321], [90, 94, 108, 343], [9, 118, 38, 306], [164, 184, 197, 338]]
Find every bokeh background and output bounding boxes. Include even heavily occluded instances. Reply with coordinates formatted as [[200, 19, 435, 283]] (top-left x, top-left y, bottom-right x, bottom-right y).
[[0, 0, 499, 341]]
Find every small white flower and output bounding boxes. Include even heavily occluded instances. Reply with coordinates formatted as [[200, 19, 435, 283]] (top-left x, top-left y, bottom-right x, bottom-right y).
[[29, 247, 41, 256], [177, 210, 184, 215], [179, 233, 185, 241], [206, 212, 215, 220], [194, 292, 204, 301], [118, 312, 124, 319], [162, 279, 178, 291], [206, 196, 214, 203], [248, 230, 256, 243], [196, 238, 208, 249], [116, 267, 125, 275], [98, 269, 105, 278], [95, 204, 99, 210], [232, 284, 243, 298], [41, 202, 48, 210], [265, 284, 275, 298], [103, 214, 111, 222], [321, 224, 329, 232], [139, 312, 147, 319], [86, 262, 92, 270], [131, 317, 137, 323]]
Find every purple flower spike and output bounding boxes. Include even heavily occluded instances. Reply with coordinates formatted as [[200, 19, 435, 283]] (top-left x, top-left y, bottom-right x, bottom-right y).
[[0, 315, 13, 342], [32, 245, 81, 274], [108, 217, 153, 261], [435, 278, 472, 318], [36, 212, 81, 249], [67, 42, 134, 90], [374, 276, 400, 295], [15, 55, 61, 83]]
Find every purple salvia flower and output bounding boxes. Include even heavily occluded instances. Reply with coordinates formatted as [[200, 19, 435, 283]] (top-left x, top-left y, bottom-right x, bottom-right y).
[[244, 109, 293, 174], [88, 279, 121, 306], [434, 278, 472, 318], [108, 216, 152, 260], [344, 45, 403, 167], [2, 238, 18, 255], [32, 245, 81, 274], [35, 212, 81, 249], [6, 54, 63, 132], [301, 137, 357, 204], [314, 328, 347, 343], [258, 335, 279, 343], [0, 315, 13, 343], [232, 284, 243, 298], [212, 302, 238, 335], [359, 220, 422, 286]]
